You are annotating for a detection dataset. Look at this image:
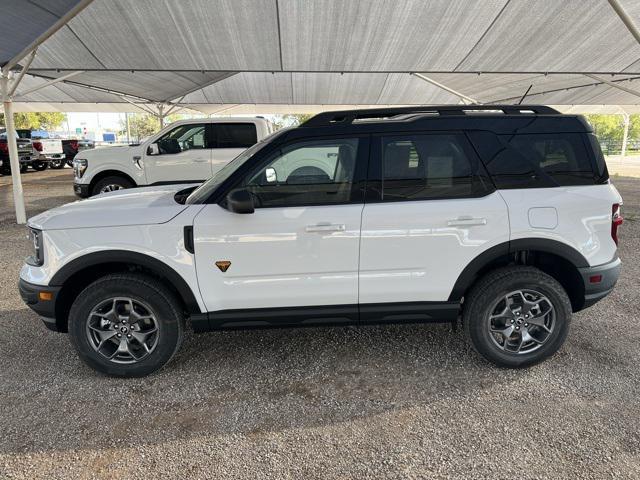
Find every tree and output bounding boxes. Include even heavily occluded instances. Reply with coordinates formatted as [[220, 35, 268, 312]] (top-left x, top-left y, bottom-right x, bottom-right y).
[[584, 114, 640, 154], [119, 113, 190, 142], [270, 114, 313, 129], [0, 112, 67, 131]]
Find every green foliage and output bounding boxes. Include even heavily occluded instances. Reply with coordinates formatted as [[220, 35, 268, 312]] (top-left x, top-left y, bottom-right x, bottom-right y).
[[584, 114, 640, 154], [270, 114, 313, 129], [119, 113, 185, 142], [0, 112, 67, 131]]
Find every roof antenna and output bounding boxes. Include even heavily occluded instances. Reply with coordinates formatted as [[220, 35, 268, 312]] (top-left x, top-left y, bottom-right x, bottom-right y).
[[518, 84, 533, 105]]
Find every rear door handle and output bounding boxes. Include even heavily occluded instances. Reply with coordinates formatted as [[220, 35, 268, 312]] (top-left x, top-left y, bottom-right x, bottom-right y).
[[447, 216, 487, 227], [305, 223, 346, 233]]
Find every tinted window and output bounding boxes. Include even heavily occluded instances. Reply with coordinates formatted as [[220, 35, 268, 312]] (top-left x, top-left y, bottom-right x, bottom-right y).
[[381, 134, 482, 201], [157, 124, 206, 154], [215, 123, 257, 148], [480, 133, 597, 188], [242, 138, 360, 207]]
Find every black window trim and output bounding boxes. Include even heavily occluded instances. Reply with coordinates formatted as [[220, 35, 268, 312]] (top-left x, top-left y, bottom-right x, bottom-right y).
[[216, 133, 371, 210], [365, 130, 495, 204]]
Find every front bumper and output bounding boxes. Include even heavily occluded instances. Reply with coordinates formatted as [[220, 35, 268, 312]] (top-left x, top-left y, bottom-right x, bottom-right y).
[[73, 181, 90, 198], [18, 278, 62, 332], [578, 257, 621, 310]]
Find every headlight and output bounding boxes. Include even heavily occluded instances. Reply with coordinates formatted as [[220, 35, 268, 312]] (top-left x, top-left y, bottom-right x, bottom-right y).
[[73, 158, 88, 178], [26, 228, 44, 266]]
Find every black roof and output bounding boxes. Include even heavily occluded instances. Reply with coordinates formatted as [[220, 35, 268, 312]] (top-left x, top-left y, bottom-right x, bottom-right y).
[[294, 105, 592, 137]]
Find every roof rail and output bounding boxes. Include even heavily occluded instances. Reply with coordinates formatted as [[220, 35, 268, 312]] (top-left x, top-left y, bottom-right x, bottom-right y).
[[300, 105, 560, 128]]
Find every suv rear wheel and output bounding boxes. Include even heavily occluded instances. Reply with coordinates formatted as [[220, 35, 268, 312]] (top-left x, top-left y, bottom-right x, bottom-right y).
[[68, 273, 184, 377], [463, 266, 571, 368], [31, 161, 48, 171], [92, 175, 134, 195]]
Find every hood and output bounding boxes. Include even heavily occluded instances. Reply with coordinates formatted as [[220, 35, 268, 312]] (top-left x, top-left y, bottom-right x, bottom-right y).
[[29, 184, 196, 230], [78, 144, 143, 160]]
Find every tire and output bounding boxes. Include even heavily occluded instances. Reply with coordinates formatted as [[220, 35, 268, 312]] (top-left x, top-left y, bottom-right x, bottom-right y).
[[31, 161, 48, 171], [20, 164, 28, 173], [50, 159, 65, 169], [463, 266, 572, 368], [92, 175, 134, 196], [66, 159, 75, 168], [68, 273, 185, 377]]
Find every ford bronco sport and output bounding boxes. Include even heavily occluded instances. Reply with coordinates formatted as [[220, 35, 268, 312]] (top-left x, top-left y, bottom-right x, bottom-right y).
[[19, 105, 623, 377]]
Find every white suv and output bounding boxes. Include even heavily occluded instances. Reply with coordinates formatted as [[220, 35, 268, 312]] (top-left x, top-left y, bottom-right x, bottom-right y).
[[20, 106, 623, 377], [73, 117, 272, 197]]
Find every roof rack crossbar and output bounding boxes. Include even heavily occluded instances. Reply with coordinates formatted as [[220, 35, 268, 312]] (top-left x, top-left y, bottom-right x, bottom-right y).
[[301, 105, 560, 127]]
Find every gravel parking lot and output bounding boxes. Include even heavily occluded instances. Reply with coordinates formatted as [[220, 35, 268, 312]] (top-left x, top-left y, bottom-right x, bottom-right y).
[[1, 168, 639, 479]]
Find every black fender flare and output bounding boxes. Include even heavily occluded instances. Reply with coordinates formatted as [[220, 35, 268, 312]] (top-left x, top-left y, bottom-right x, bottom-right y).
[[50, 250, 202, 314], [448, 238, 589, 301]]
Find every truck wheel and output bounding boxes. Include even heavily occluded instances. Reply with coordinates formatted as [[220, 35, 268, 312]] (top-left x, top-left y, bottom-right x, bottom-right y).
[[31, 161, 48, 171], [20, 164, 28, 173], [92, 176, 134, 195], [50, 159, 65, 169], [463, 266, 571, 368], [68, 273, 185, 377]]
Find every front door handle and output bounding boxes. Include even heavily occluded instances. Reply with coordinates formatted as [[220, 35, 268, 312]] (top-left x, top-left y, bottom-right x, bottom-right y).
[[447, 216, 487, 227], [305, 223, 346, 233], [192, 159, 209, 163]]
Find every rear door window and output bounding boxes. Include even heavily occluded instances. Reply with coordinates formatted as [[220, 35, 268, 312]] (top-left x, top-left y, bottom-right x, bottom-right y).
[[214, 123, 258, 148], [375, 133, 491, 201]]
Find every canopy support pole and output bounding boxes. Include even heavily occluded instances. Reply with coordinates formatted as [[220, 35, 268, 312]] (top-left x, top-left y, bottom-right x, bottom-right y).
[[14, 71, 85, 98], [608, 0, 640, 44], [583, 73, 640, 99], [412, 73, 479, 104], [1, 71, 27, 224]]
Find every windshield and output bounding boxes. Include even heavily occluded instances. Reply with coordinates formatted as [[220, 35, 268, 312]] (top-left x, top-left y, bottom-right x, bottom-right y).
[[186, 129, 288, 204]]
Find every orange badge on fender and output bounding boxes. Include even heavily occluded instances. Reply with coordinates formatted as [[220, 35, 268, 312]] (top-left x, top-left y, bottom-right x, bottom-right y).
[[215, 260, 231, 272]]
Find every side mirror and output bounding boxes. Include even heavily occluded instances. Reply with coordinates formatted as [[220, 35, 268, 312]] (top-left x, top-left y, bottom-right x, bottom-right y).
[[147, 143, 160, 155], [265, 167, 277, 184], [226, 189, 254, 214]]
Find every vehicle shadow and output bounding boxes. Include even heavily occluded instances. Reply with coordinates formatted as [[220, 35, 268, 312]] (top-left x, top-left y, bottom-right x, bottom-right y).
[[0, 307, 520, 455]]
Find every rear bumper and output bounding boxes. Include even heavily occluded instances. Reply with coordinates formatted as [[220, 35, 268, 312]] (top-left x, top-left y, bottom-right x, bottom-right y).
[[578, 257, 621, 310], [73, 182, 90, 198], [18, 278, 62, 332]]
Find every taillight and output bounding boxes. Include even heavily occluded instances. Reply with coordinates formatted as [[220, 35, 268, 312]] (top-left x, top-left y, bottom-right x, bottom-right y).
[[0, 142, 7, 154], [612, 203, 623, 245], [32, 141, 43, 152], [70, 140, 78, 151]]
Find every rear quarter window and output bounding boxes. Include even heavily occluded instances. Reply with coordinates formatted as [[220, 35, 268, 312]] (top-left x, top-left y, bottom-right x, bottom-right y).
[[473, 132, 601, 189]]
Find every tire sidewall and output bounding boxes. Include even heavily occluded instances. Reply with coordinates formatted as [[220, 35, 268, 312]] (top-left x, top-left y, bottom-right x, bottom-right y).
[[467, 273, 571, 367], [69, 277, 182, 377], [92, 176, 133, 196]]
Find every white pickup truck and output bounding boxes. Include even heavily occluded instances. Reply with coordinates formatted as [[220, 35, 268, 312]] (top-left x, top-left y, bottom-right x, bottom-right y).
[[73, 117, 274, 197], [17, 130, 64, 171]]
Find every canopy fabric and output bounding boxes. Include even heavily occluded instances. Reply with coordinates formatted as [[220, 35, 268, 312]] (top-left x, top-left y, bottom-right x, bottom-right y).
[[2, 0, 640, 110]]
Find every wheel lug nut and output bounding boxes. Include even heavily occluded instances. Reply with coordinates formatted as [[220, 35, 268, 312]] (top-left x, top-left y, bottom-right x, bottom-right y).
[[524, 323, 528, 327], [117, 333, 122, 337], [127, 334, 132, 338], [510, 319, 514, 324], [515, 326, 520, 330]]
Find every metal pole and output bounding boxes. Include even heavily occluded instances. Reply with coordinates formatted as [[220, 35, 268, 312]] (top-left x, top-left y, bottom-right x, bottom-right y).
[[412, 73, 479, 104], [608, 0, 640, 45], [621, 113, 630, 157], [158, 105, 165, 129], [1, 73, 27, 224]]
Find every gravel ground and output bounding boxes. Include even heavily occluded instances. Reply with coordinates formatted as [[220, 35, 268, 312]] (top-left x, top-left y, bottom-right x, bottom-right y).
[[1, 168, 639, 479]]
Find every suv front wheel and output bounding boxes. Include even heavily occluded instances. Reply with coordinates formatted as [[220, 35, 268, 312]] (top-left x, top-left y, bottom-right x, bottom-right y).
[[68, 273, 184, 377], [463, 266, 572, 368]]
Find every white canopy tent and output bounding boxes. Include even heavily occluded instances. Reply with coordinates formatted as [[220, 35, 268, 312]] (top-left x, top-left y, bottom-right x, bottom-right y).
[[3, 0, 640, 223]]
